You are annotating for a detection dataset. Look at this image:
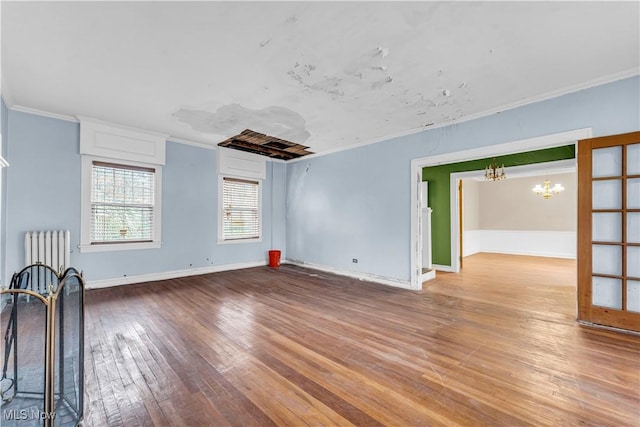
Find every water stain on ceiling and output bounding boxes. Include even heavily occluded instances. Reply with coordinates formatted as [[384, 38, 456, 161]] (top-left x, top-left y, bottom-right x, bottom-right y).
[[2, 2, 638, 153], [172, 103, 311, 144]]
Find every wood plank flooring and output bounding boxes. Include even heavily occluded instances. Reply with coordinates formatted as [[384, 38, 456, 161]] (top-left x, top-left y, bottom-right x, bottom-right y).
[[82, 253, 640, 426]]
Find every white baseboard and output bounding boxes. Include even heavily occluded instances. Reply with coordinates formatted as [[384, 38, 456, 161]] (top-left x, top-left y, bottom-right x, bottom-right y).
[[479, 249, 576, 259], [463, 229, 576, 259], [86, 258, 418, 291], [421, 269, 436, 282], [433, 264, 456, 272], [85, 260, 268, 289], [286, 260, 413, 290], [463, 229, 482, 257], [478, 230, 576, 259]]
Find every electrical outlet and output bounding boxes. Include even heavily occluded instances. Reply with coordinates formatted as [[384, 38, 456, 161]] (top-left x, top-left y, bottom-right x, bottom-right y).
[[352, 258, 358, 263]]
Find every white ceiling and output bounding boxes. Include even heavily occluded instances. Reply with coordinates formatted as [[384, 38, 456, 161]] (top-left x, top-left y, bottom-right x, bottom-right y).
[[2, 1, 639, 154]]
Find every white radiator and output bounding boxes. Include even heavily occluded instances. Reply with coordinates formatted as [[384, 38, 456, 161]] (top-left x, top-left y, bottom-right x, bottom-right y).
[[25, 230, 71, 274]]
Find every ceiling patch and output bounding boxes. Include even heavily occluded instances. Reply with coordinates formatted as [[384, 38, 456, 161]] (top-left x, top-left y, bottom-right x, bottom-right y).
[[172, 104, 311, 144], [218, 129, 313, 160]]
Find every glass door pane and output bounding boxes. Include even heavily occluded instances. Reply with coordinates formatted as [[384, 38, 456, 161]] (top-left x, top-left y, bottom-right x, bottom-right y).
[[627, 143, 640, 175], [592, 277, 622, 309], [592, 180, 622, 209], [627, 178, 640, 209], [592, 245, 622, 276], [593, 146, 622, 177], [592, 213, 621, 242], [628, 213, 640, 243], [628, 247, 640, 278], [628, 280, 640, 313]]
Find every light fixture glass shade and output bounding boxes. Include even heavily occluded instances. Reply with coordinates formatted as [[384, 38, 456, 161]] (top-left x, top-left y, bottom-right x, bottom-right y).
[[533, 179, 564, 199]]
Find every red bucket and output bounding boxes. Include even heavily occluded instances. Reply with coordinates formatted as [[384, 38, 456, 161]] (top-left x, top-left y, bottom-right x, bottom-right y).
[[268, 250, 281, 268]]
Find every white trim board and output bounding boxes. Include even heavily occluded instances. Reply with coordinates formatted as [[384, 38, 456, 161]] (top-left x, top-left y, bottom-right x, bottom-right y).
[[167, 137, 217, 150], [287, 260, 413, 290], [409, 128, 590, 288], [432, 264, 455, 273], [2, 64, 640, 163], [462, 229, 482, 257], [463, 230, 577, 259], [1, 83, 15, 108], [85, 260, 268, 289], [8, 106, 292, 162], [7, 68, 631, 165], [417, 129, 590, 168], [421, 269, 436, 282], [11, 105, 78, 123]]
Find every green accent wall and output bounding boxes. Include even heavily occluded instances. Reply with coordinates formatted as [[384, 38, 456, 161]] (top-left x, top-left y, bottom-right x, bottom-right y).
[[422, 145, 576, 266]]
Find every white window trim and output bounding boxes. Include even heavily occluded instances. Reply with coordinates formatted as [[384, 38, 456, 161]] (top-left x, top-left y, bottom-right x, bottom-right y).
[[80, 155, 162, 253], [217, 174, 263, 245]]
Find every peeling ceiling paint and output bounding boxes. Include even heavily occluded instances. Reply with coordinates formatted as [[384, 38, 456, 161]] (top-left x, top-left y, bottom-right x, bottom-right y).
[[172, 104, 311, 144], [1, 2, 638, 154]]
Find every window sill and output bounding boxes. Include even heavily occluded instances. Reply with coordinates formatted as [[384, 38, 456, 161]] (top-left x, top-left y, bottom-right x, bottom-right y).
[[217, 237, 262, 245], [79, 241, 162, 253]]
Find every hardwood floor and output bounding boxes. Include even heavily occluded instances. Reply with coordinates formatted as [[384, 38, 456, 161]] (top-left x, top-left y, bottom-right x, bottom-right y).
[[80, 253, 639, 426]]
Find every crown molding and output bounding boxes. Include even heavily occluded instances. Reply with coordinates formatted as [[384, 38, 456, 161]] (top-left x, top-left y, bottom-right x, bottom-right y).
[[6, 68, 637, 162], [450, 67, 639, 129], [11, 105, 79, 122], [6, 105, 289, 158], [1, 81, 15, 108], [77, 115, 170, 139], [167, 136, 217, 150], [8, 105, 290, 159], [290, 68, 639, 163]]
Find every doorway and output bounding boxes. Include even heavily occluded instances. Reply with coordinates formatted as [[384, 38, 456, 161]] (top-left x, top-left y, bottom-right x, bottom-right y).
[[409, 128, 592, 289], [452, 161, 577, 273]]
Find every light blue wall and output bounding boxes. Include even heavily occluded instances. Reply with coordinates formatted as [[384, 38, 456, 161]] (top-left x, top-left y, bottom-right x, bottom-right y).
[[285, 76, 640, 283], [2, 109, 287, 284], [3, 76, 638, 286], [1, 99, 8, 284]]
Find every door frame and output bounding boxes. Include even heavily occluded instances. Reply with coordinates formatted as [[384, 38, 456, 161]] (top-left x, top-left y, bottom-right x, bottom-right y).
[[459, 180, 463, 270], [409, 128, 592, 289]]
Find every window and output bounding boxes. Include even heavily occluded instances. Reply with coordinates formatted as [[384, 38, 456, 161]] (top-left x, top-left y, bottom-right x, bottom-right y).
[[80, 157, 162, 252], [220, 177, 261, 242], [91, 161, 155, 243]]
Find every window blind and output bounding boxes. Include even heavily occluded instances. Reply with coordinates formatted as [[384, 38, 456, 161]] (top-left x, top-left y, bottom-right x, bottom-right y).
[[222, 177, 260, 240], [91, 162, 155, 243]]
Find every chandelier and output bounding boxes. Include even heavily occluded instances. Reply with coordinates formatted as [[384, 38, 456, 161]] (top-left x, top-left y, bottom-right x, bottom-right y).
[[532, 180, 564, 199], [485, 158, 506, 181]]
